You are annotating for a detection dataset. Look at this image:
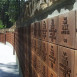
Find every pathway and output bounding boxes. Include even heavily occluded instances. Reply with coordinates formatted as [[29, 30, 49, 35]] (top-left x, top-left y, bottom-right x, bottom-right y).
[[0, 43, 20, 77]]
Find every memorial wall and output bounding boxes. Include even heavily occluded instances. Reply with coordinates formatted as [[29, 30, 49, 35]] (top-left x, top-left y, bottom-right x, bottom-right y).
[[30, 10, 77, 77], [0, 0, 77, 77], [14, 10, 77, 77]]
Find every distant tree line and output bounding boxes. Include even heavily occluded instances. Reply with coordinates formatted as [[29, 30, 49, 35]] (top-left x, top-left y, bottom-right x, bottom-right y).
[[0, 0, 26, 28]]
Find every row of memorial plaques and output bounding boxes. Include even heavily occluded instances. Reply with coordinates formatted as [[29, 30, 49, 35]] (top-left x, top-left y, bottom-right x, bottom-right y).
[[31, 43, 77, 77], [0, 33, 6, 43], [15, 28, 31, 77], [31, 10, 77, 49]]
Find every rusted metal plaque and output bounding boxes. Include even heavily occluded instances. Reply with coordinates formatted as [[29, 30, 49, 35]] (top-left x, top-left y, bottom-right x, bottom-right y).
[[32, 52, 37, 71], [74, 50, 77, 77], [32, 38, 37, 53], [58, 46, 74, 77], [32, 67, 38, 77], [41, 41, 48, 64], [39, 62, 48, 77], [37, 21, 41, 39], [48, 67, 57, 77], [36, 39, 42, 57], [75, 10, 77, 49], [31, 37, 34, 51], [34, 22, 38, 38], [41, 19, 48, 41], [57, 11, 75, 48], [37, 57, 42, 76], [48, 43, 58, 74], [31, 51, 34, 66], [48, 16, 58, 43], [31, 23, 34, 38]]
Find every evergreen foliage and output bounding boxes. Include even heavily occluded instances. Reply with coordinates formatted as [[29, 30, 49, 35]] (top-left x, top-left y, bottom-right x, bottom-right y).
[[0, 0, 26, 28]]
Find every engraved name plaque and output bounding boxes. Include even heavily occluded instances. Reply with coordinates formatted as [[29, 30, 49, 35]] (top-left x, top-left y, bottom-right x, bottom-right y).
[[48, 43, 58, 74], [41, 19, 48, 41], [48, 67, 57, 77], [48, 16, 58, 43], [58, 46, 74, 77], [41, 41, 48, 64], [57, 11, 75, 48]]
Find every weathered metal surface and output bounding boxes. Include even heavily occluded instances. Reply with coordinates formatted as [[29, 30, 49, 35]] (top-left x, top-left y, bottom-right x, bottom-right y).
[[32, 67, 38, 77], [75, 10, 77, 49], [74, 50, 77, 77], [32, 38, 37, 53], [37, 57, 42, 75], [58, 46, 74, 77], [31, 23, 34, 38], [31, 37, 34, 51], [41, 19, 48, 41], [34, 22, 37, 38], [48, 67, 57, 77], [48, 16, 58, 43], [37, 22, 41, 39], [57, 11, 75, 48], [41, 41, 48, 64], [32, 52, 37, 71], [36, 39, 42, 57], [40, 62, 48, 77], [48, 43, 58, 74]]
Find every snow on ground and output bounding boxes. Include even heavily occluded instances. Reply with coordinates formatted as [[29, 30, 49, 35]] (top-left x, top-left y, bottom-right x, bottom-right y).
[[0, 43, 20, 77]]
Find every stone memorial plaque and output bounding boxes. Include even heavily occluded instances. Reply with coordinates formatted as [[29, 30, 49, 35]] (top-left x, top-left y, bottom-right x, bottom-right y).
[[48, 16, 58, 43], [48, 43, 58, 74], [48, 68, 57, 77], [41, 19, 48, 41], [41, 41, 48, 64], [57, 11, 75, 48], [31, 23, 34, 38], [58, 46, 74, 77]]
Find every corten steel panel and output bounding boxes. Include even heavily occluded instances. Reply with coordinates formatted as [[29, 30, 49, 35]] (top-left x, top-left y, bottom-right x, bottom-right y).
[[37, 57, 42, 74], [48, 43, 58, 74], [41, 19, 48, 41], [32, 67, 38, 77], [34, 22, 38, 38], [57, 11, 75, 48], [48, 16, 58, 44], [31, 51, 34, 66], [33, 38, 37, 53], [74, 50, 77, 77], [39, 62, 48, 77], [41, 41, 48, 64], [37, 22, 41, 39], [36, 39, 38, 55], [58, 46, 74, 77], [75, 10, 77, 49], [32, 52, 38, 71], [36, 39, 42, 57], [34, 22, 36, 38], [48, 67, 57, 77], [31, 38, 37, 52]]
